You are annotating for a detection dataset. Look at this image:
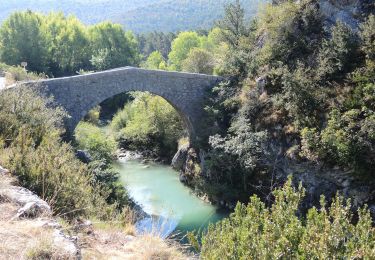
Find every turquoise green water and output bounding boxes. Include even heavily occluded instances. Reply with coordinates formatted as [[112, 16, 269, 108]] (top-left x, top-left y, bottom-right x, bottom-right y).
[[115, 159, 226, 238]]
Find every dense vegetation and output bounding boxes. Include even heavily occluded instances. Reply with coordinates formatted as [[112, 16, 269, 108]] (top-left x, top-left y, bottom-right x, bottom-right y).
[[0, 0, 266, 33], [0, 87, 129, 219], [110, 92, 185, 160], [140, 28, 227, 75], [0, 11, 139, 76], [195, 178, 375, 259], [178, 0, 375, 205]]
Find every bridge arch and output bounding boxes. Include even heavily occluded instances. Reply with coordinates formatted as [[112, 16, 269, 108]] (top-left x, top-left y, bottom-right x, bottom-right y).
[[12, 67, 223, 142]]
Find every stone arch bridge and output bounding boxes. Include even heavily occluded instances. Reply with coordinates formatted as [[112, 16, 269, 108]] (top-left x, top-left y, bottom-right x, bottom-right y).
[[8, 67, 223, 142]]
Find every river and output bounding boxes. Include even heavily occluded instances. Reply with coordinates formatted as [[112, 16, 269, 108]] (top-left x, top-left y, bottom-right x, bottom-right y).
[[114, 158, 227, 239]]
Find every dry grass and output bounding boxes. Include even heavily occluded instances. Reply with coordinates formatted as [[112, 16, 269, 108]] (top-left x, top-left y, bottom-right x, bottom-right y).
[[0, 172, 75, 259], [122, 234, 190, 260], [79, 226, 192, 260], [0, 220, 74, 260], [0, 173, 17, 189]]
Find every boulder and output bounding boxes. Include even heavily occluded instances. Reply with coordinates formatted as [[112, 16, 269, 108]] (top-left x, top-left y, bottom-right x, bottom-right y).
[[0, 165, 9, 175], [14, 201, 51, 219], [171, 144, 189, 170], [53, 229, 81, 258], [76, 150, 92, 163], [0, 186, 51, 218]]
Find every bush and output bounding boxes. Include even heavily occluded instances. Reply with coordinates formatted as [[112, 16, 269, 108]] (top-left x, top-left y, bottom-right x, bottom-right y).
[[0, 87, 122, 218], [75, 122, 128, 209], [111, 92, 184, 160], [4, 133, 95, 217], [75, 122, 116, 162], [197, 177, 375, 259], [317, 22, 361, 82]]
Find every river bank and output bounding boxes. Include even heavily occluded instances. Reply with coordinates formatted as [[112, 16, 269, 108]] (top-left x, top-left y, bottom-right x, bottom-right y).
[[0, 165, 193, 259]]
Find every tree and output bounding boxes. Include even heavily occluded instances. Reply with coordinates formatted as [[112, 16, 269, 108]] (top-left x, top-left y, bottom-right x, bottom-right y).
[[317, 22, 361, 82], [216, 0, 247, 48], [44, 13, 90, 76], [137, 31, 175, 59], [111, 92, 184, 159], [0, 11, 49, 73], [142, 51, 165, 70], [89, 22, 139, 70], [168, 31, 201, 71], [182, 48, 215, 74]]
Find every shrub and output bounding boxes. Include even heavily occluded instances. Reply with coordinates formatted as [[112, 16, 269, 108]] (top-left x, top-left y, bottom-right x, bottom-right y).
[[317, 22, 361, 82], [75, 122, 116, 162], [75, 122, 128, 208], [111, 92, 184, 159], [198, 177, 375, 259], [0, 87, 121, 218]]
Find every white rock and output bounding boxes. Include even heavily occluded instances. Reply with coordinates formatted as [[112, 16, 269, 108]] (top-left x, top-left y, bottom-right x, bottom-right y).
[[1, 186, 51, 218], [0, 165, 9, 175], [53, 229, 81, 258]]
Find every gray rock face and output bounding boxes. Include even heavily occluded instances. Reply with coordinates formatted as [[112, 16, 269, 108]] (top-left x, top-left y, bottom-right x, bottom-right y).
[[319, 0, 362, 29], [0, 185, 52, 219], [0, 166, 9, 175], [171, 144, 189, 170], [8, 67, 223, 143], [53, 229, 81, 258], [0, 165, 81, 258]]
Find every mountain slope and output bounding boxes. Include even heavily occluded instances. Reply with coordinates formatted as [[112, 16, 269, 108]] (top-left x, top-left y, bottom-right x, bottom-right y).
[[115, 0, 266, 32], [0, 0, 267, 32]]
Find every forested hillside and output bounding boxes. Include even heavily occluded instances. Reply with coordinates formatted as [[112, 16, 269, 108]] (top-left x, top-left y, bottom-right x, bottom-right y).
[[0, 0, 266, 32]]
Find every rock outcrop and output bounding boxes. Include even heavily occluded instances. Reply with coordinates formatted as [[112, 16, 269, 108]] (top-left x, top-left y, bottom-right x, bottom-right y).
[[0, 166, 81, 259]]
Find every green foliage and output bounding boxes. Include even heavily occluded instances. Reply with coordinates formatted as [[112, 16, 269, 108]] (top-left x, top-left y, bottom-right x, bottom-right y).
[[44, 12, 91, 76], [216, 0, 248, 48], [198, 177, 375, 259], [142, 28, 226, 74], [75, 122, 116, 162], [182, 48, 215, 74], [168, 31, 201, 71], [300, 14, 375, 172], [205, 116, 269, 202], [89, 22, 140, 70], [0, 88, 94, 217], [0, 87, 124, 219], [257, 0, 324, 68], [83, 106, 101, 125], [141, 51, 166, 70], [111, 92, 184, 159], [5, 133, 95, 217], [0, 11, 140, 76], [317, 22, 361, 82], [0, 87, 66, 145], [0, 11, 49, 73], [360, 14, 375, 69], [137, 32, 175, 59], [201, 0, 375, 208], [75, 122, 129, 209]]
